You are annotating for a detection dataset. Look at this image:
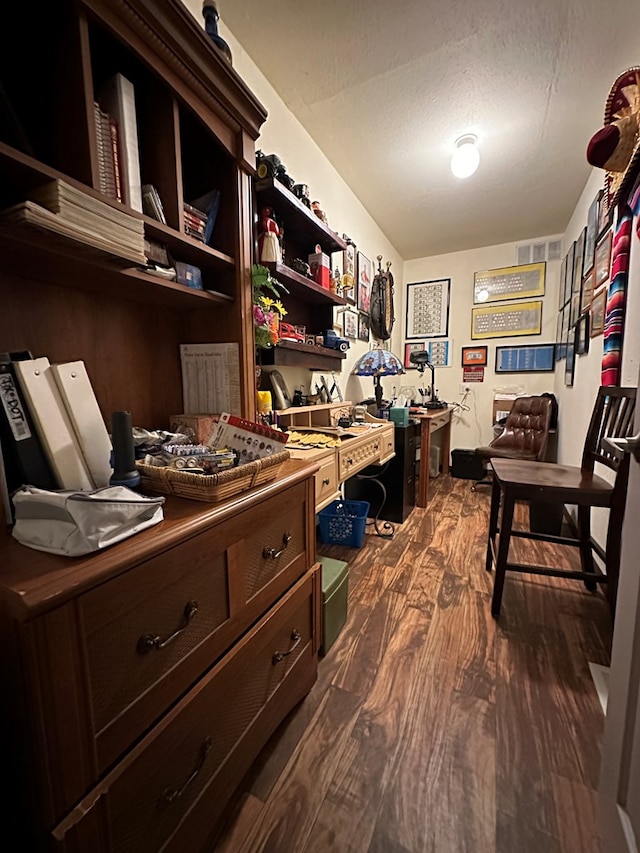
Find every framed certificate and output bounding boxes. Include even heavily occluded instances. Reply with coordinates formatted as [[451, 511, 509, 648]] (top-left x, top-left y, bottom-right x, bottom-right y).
[[405, 279, 450, 338]]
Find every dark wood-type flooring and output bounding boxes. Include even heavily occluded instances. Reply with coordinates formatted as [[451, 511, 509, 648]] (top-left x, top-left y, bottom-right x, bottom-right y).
[[211, 475, 613, 852]]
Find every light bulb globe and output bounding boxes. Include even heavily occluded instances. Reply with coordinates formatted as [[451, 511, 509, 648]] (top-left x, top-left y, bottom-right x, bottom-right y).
[[451, 134, 480, 178]]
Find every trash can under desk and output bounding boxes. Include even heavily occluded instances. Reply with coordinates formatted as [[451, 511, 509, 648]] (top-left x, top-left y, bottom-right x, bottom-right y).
[[319, 556, 349, 656]]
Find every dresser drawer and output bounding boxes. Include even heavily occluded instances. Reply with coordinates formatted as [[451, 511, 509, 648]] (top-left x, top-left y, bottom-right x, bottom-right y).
[[54, 570, 319, 853], [81, 480, 311, 775], [429, 411, 450, 432], [338, 432, 384, 480], [314, 451, 339, 510]]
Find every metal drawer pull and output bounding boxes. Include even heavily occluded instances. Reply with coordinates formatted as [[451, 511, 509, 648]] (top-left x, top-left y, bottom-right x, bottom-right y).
[[159, 736, 212, 808], [262, 532, 291, 559], [272, 629, 302, 665], [322, 477, 330, 485], [137, 600, 198, 654]]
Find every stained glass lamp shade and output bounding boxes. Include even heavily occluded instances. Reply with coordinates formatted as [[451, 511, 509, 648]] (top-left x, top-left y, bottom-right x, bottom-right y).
[[351, 346, 404, 409]]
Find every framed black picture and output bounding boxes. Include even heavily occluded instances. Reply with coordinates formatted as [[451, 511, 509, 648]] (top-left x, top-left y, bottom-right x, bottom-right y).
[[558, 254, 568, 311], [575, 311, 590, 355], [495, 343, 556, 373], [563, 241, 575, 306], [564, 341, 575, 387], [358, 311, 370, 342], [572, 227, 586, 296], [406, 279, 450, 338], [583, 190, 601, 277]]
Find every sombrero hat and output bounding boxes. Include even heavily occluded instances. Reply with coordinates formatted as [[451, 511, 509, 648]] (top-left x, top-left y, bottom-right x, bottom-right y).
[[587, 67, 640, 213]]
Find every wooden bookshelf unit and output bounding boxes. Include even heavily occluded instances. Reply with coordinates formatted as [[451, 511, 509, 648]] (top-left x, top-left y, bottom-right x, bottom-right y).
[[0, 2, 323, 850]]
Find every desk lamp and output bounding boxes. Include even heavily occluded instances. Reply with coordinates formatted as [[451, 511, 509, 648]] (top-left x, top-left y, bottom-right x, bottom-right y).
[[409, 351, 447, 409], [351, 345, 404, 411]]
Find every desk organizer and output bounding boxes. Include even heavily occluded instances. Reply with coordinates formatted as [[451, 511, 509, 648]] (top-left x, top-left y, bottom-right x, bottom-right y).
[[317, 499, 369, 547], [136, 450, 290, 502]]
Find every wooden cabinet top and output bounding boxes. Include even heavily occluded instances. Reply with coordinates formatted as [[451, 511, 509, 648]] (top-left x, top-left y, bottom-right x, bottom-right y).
[[0, 459, 317, 620]]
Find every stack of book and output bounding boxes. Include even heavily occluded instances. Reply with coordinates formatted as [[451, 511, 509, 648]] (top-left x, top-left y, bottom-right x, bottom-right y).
[[0, 179, 146, 265], [183, 202, 207, 242]]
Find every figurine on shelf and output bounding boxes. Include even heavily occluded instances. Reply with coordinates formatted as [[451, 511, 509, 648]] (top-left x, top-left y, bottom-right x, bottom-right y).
[[258, 206, 282, 264], [293, 183, 311, 208], [311, 200, 328, 226], [201, 1, 232, 64]]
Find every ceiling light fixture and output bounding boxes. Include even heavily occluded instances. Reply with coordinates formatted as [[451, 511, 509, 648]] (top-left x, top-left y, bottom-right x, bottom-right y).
[[451, 134, 480, 178]]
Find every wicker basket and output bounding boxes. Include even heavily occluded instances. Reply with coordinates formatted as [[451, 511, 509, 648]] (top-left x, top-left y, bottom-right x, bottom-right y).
[[136, 450, 290, 503]]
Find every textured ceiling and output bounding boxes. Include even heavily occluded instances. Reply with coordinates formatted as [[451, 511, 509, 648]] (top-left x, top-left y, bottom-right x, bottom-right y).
[[213, 0, 640, 260]]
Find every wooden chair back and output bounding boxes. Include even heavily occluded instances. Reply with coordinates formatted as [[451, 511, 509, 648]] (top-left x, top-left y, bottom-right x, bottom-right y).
[[581, 386, 637, 475]]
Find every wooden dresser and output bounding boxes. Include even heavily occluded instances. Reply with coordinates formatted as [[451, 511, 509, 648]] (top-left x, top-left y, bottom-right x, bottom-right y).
[[0, 460, 320, 851]]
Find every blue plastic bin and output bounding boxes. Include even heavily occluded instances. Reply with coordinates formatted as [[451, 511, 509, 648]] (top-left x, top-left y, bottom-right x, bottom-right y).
[[317, 499, 370, 547]]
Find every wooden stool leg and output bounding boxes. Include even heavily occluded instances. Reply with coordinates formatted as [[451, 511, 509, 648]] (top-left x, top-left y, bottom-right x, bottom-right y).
[[486, 474, 500, 572], [491, 488, 515, 617]]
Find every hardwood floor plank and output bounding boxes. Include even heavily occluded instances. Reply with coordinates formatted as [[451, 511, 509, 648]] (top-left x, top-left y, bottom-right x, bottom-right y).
[[303, 603, 433, 852], [551, 773, 600, 853], [235, 685, 362, 852], [211, 476, 611, 853]]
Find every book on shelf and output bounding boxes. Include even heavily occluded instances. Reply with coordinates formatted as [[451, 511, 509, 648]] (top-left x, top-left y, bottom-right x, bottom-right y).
[[13, 356, 94, 491], [0, 352, 57, 514], [99, 73, 143, 212], [0, 200, 146, 266], [32, 178, 143, 232], [189, 189, 221, 246], [142, 184, 167, 225], [94, 101, 119, 202]]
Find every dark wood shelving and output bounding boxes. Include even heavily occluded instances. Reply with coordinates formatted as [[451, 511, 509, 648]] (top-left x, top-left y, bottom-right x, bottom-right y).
[[260, 339, 347, 370], [263, 261, 347, 306], [255, 177, 347, 254]]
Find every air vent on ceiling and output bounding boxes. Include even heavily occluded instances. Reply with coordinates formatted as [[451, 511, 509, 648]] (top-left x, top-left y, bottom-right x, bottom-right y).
[[516, 238, 562, 265]]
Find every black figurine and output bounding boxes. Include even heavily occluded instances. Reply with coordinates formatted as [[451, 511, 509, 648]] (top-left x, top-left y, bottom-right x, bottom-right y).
[[202, 0, 232, 64]]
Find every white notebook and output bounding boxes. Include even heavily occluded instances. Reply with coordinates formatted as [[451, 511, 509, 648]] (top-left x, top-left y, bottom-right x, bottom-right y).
[[14, 357, 94, 490], [51, 361, 112, 487]]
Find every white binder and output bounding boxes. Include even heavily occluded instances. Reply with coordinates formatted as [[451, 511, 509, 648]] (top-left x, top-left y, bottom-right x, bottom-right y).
[[14, 357, 94, 490], [51, 361, 113, 487]]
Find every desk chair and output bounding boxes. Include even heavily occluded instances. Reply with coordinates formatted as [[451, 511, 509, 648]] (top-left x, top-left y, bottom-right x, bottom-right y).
[[471, 395, 554, 490], [485, 386, 637, 618]]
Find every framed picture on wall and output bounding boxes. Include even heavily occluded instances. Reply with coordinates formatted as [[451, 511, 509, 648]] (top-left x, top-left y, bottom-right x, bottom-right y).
[[358, 311, 370, 342], [583, 190, 601, 277], [575, 311, 590, 355], [564, 341, 575, 387], [342, 308, 358, 339], [572, 227, 586, 296], [406, 278, 450, 338], [404, 341, 427, 368], [342, 238, 357, 305], [461, 345, 488, 367], [590, 287, 607, 337], [558, 254, 568, 310], [581, 268, 595, 313], [594, 230, 613, 290], [563, 242, 575, 306], [357, 252, 372, 314], [495, 343, 556, 373]]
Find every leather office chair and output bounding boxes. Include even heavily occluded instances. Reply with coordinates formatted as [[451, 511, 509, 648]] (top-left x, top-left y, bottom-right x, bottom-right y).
[[471, 395, 554, 490], [485, 385, 637, 619]]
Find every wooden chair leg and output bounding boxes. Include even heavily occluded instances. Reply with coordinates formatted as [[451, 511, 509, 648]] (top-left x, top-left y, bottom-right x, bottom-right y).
[[577, 506, 597, 591], [486, 474, 500, 572], [604, 507, 625, 619], [491, 488, 515, 617]]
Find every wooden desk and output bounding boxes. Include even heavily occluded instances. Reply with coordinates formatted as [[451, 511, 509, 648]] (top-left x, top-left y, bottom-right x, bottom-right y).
[[413, 407, 453, 507]]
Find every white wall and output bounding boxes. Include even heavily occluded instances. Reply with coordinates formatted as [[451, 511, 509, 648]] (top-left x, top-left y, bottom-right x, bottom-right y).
[[404, 242, 561, 450], [185, 3, 639, 508]]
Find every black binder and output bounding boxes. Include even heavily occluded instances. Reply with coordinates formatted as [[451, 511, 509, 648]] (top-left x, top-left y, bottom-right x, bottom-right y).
[[0, 351, 57, 506]]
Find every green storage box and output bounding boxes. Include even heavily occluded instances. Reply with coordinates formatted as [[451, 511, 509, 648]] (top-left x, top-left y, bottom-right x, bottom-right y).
[[319, 556, 349, 656]]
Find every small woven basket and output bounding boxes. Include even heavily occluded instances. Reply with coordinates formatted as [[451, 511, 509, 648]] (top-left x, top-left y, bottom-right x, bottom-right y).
[[137, 450, 290, 503]]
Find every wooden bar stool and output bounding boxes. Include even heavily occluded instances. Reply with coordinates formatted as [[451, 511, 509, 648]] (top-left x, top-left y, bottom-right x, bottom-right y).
[[485, 386, 637, 618]]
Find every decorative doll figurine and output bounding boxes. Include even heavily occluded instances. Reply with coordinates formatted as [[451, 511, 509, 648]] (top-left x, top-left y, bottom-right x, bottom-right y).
[[258, 206, 281, 263]]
